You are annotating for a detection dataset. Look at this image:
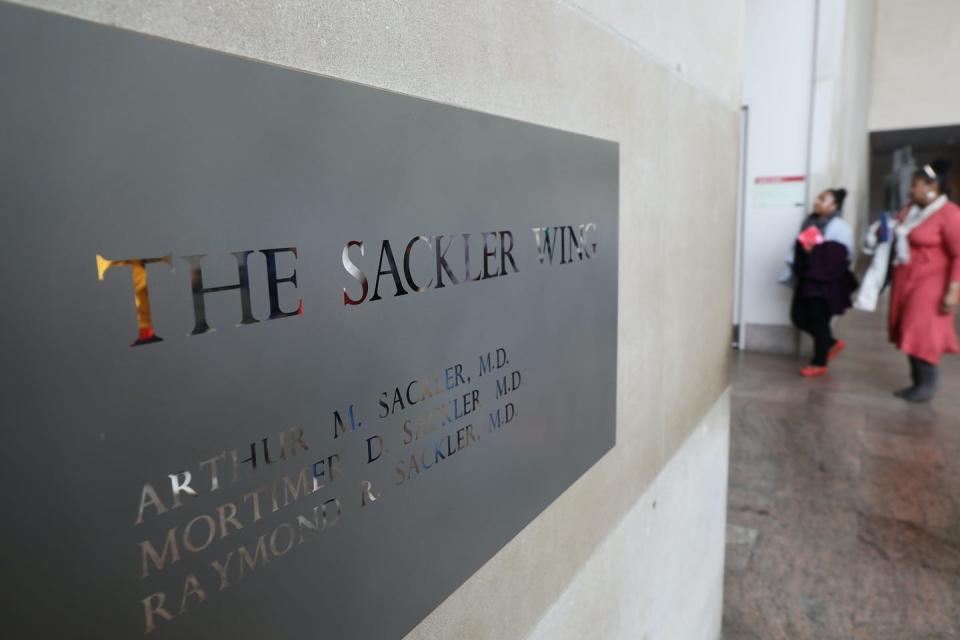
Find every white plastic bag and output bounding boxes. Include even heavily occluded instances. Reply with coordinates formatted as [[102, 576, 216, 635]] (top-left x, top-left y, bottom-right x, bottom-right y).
[[853, 240, 891, 312]]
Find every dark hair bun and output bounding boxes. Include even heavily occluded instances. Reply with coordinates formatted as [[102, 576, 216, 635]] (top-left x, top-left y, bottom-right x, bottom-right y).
[[829, 187, 848, 208]]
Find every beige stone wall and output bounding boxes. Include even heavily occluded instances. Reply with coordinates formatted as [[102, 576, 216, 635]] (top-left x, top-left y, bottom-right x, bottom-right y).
[[524, 392, 730, 640], [870, 0, 960, 131], [10, 1, 743, 636]]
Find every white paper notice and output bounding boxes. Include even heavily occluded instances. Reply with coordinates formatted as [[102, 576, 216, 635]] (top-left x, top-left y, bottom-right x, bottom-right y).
[[753, 175, 806, 208]]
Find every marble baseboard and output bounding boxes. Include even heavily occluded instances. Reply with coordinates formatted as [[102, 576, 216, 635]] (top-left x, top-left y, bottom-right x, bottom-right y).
[[742, 323, 799, 355]]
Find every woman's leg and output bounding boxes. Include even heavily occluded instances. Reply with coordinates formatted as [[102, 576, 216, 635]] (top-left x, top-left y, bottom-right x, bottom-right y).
[[790, 293, 809, 333], [893, 355, 919, 398], [807, 299, 833, 367], [901, 355, 938, 402]]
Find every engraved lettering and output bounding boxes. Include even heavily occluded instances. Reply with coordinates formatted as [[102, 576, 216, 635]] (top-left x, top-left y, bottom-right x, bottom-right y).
[[238, 535, 270, 578], [403, 235, 434, 292], [210, 551, 234, 591], [96, 253, 173, 346], [182, 251, 258, 335], [342, 240, 368, 305], [140, 527, 180, 578], [260, 247, 302, 320], [369, 240, 408, 301], [182, 515, 216, 553], [433, 234, 460, 289], [269, 523, 296, 557], [499, 229, 518, 275], [178, 573, 207, 614], [168, 471, 197, 509], [135, 483, 168, 525], [141, 592, 174, 634]]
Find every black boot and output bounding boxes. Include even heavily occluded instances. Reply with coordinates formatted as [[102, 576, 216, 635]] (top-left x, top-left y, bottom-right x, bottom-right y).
[[893, 357, 919, 398], [902, 358, 938, 403]]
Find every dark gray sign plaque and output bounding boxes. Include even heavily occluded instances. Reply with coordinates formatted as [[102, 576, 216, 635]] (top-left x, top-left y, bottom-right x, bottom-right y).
[[0, 3, 618, 638]]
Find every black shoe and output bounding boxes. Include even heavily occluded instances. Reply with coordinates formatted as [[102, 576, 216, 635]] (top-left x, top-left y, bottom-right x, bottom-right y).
[[893, 386, 915, 399], [902, 386, 935, 403]]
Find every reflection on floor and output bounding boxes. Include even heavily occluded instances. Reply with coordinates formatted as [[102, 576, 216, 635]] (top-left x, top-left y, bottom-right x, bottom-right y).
[[723, 307, 960, 639]]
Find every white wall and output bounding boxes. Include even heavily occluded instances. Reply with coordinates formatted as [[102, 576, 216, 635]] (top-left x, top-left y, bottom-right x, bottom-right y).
[[740, 0, 816, 331], [870, 0, 960, 132], [808, 0, 877, 234]]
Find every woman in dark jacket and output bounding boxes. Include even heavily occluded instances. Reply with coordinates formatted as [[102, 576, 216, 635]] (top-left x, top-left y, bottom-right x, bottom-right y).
[[790, 188, 860, 377]]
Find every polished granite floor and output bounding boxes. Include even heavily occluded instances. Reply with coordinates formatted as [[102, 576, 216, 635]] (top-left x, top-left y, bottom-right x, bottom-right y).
[[723, 308, 960, 639]]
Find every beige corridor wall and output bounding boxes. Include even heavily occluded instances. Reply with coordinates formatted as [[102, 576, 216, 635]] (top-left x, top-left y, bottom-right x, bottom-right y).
[[10, 1, 744, 637], [870, 0, 960, 131]]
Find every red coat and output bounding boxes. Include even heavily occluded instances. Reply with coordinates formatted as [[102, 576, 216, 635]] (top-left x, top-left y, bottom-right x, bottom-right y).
[[889, 200, 960, 363]]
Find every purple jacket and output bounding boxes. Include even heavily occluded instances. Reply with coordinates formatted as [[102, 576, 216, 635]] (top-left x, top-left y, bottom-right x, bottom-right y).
[[794, 240, 859, 315]]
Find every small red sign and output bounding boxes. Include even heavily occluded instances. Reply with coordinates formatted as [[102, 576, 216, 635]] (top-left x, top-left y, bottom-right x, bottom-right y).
[[755, 175, 805, 184]]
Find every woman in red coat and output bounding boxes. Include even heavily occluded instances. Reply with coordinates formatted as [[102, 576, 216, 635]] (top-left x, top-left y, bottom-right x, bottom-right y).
[[889, 159, 960, 402]]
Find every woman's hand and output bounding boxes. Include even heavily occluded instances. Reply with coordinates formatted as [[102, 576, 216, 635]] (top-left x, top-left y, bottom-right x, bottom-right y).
[[942, 282, 960, 314]]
